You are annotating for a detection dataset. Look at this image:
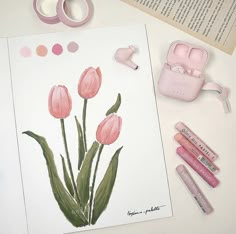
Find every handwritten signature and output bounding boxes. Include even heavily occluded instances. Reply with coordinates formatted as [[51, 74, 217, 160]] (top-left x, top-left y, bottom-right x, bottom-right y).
[[127, 205, 166, 217]]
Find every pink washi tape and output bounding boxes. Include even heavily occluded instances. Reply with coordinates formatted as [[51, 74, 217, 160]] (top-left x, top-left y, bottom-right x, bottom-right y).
[[33, 0, 93, 27], [176, 164, 213, 214], [33, 0, 60, 24], [57, 0, 93, 27]]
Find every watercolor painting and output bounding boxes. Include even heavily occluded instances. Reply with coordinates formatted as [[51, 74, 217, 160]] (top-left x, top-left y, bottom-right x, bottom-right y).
[[23, 66, 123, 227], [6, 25, 172, 234]]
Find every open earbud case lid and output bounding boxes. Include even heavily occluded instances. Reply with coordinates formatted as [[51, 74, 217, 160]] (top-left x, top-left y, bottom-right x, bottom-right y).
[[167, 41, 208, 72]]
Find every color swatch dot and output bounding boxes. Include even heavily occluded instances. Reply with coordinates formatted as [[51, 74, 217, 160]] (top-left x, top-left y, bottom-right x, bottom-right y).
[[52, 43, 63, 55], [67, 41, 79, 53], [36, 45, 48, 57], [20, 46, 31, 58]]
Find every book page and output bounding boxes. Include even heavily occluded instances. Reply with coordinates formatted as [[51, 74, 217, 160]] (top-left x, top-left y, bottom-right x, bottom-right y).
[[0, 38, 28, 234], [122, 0, 236, 54], [8, 25, 172, 234]]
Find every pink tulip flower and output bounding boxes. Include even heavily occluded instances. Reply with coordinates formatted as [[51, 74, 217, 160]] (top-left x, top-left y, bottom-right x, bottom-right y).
[[48, 85, 72, 119], [78, 67, 102, 99], [96, 114, 122, 145]]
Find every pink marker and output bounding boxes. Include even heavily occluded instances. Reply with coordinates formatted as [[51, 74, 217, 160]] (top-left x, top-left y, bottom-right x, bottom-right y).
[[176, 146, 219, 188], [175, 122, 218, 161], [174, 133, 219, 174], [176, 164, 213, 214]]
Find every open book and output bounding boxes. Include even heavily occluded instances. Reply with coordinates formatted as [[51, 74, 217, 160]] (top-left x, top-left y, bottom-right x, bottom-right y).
[[0, 25, 172, 234], [122, 0, 236, 54]]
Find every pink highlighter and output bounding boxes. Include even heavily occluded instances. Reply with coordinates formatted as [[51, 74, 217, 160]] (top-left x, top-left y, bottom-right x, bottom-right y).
[[176, 146, 219, 188], [176, 164, 213, 214], [174, 133, 219, 174]]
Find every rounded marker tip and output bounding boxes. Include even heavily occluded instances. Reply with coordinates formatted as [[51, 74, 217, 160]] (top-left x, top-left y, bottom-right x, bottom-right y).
[[174, 132, 183, 141], [176, 146, 185, 154], [176, 164, 185, 173]]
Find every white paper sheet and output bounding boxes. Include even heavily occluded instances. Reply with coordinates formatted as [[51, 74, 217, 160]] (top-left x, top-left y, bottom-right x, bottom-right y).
[[0, 38, 28, 234], [6, 25, 172, 234]]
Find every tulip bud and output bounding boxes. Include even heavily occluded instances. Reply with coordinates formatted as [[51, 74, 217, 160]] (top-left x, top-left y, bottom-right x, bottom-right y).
[[96, 114, 122, 145], [48, 85, 72, 119], [78, 67, 102, 99]]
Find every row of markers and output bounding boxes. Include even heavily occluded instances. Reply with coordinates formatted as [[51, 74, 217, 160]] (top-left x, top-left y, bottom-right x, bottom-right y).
[[174, 122, 220, 214], [20, 41, 79, 58]]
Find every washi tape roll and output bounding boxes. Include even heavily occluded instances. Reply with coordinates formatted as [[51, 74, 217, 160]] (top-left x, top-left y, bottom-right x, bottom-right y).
[[57, 0, 93, 27], [33, 0, 60, 24]]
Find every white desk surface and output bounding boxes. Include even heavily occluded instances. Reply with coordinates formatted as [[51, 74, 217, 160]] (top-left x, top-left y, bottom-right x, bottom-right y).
[[1, 1, 235, 234]]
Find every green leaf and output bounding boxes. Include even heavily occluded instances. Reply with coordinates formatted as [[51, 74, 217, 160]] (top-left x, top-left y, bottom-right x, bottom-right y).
[[23, 131, 88, 227], [106, 93, 121, 116], [75, 116, 85, 170], [60, 155, 74, 197], [92, 146, 123, 224], [84, 203, 89, 219], [77, 141, 99, 210]]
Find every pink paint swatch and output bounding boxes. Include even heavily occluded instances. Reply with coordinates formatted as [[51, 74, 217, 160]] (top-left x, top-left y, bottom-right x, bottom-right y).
[[36, 45, 48, 57], [52, 43, 63, 55], [67, 41, 79, 53], [20, 46, 32, 57]]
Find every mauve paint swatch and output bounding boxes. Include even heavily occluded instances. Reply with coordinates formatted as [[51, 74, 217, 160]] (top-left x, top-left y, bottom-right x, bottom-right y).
[[67, 41, 79, 53]]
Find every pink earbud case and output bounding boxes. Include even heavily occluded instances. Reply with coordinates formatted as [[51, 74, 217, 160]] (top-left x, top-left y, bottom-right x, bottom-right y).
[[158, 41, 208, 101]]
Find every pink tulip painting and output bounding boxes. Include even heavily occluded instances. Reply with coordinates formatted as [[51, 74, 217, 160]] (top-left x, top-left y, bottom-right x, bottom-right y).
[[78, 67, 102, 152], [24, 67, 123, 227], [96, 114, 122, 145], [48, 85, 80, 205], [48, 85, 72, 119], [78, 67, 102, 99]]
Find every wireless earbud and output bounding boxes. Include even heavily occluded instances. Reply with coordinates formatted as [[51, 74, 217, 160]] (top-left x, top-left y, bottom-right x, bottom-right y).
[[171, 64, 185, 74], [192, 70, 202, 77], [171, 64, 202, 77], [114, 45, 139, 70]]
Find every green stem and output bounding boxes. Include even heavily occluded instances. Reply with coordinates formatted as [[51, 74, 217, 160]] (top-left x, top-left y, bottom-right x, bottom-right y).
[[60, 119, 80, 204], [82, 99, 88, 152], [88, 144, 104, 224]]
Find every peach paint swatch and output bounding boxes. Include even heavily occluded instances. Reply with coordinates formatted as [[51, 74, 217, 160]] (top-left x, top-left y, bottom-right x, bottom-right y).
[[52, 43, 63, 55], [36, 45, 48, 57], [20, 47, 32, 57], [67, 41, 79, 53]]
